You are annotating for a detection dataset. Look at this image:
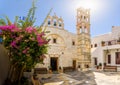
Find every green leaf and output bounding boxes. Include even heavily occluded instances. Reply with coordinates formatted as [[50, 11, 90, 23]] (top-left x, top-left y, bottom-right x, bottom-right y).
[[0, 18, 6, 25], [5, 16, 12, 25]]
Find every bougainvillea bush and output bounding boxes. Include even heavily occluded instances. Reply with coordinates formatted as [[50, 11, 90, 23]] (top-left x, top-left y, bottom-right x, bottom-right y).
[[0, 24, 48, 69], [0, 2, 49, 85]]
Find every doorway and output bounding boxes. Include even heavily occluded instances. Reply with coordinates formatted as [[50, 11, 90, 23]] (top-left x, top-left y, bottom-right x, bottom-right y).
[[94, 57, 97, 65], [73, 60, 76, 70], [50, 57, 58, 71]]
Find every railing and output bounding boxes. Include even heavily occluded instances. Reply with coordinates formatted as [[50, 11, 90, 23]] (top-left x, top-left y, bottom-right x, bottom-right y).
[[101, 40, 120, 46]]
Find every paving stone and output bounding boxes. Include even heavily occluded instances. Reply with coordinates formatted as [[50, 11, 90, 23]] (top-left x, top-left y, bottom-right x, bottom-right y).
[[38, 71, 120, 85]]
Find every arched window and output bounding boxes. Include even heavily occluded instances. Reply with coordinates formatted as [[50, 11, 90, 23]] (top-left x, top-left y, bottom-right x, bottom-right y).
[[84, 26, 88, 33], [84, 16, 86, 19], [94, 44, 97, 47], [72, 41, 75, 46], [80, 26, 82, 33], [53, 38, 57, 43], [48, 19, 51, 25], [59, 21, 62, 27], [59, 24, 61, 27], [80, 29, 82, 33], [82, 26, 85, 33], [91, 44, 93, 48], [80, 26, 82, 29], [53, 19, 57, 26]]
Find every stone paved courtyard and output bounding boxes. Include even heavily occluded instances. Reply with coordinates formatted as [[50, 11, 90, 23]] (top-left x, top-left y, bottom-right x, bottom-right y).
[[94, 71, 120, 85], [38, 71, 96, 85], [37, 71, 120, 85]]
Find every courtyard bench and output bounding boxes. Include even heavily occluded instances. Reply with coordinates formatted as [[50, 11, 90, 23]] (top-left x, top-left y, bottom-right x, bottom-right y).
[[103, 66, 117, 72], [63, 66, 74, 72], [34, 68, 48, 74]]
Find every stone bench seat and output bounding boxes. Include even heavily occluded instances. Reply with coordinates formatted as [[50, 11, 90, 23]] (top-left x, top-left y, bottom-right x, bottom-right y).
[[34, 68, 48, 74], [63, 67, 74, 72], [103, 66, 117, 72]]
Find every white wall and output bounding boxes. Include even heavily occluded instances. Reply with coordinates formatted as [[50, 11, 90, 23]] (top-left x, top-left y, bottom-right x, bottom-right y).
[[40, 25, 77, 68], [91, 26, 120, 68]]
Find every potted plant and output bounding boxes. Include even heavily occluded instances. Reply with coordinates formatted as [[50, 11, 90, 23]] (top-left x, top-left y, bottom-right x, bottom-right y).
[[58, 66, 63, 73], [96, 65, 99, 69], [99, 63, 102, 69], [48, 66, 52, 74], [104, 62, 106, 66]]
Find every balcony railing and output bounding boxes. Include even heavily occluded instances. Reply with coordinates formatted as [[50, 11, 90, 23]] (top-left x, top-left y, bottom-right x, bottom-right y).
[[101, 40, 120, 46]]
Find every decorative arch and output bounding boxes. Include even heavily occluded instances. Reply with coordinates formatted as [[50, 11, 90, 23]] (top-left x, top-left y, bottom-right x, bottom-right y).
[[46, 15, 52, 26], [46, 34, 65, 45]]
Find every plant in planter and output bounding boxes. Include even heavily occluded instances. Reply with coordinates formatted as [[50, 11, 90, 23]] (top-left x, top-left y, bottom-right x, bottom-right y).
[[58, 66, 63, 73], [99, 63, 102, 69], [96, 65, 99, 69], [104, 62, 106, 66], [59, 66, 62, 70], [48, 66, 52, 73], [77, 65, 81, 71], [0, 1, 50, 85]]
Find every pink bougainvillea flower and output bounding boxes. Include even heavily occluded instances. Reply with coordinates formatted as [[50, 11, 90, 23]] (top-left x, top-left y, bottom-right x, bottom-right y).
[[25, 27, 37, 33], [32, 28, 37, 33], [0, 24, 18, 31], [38, 40, 49, 46], [10, 41, 18, 48], [11, 27, 20, 32], [26, 27, 33, 33], [37, 32, 45, 37], [0, 25, 8, 30], [37, 35, 45, 46], [8, 24, 16, 30], [37, 35, 43, 42], [22, 47, 30, 54], [0, 32, 2, 35], [22, 49, 27, 54], [38, 42, 44, 46], [37, 33, 49, 46], [11, 35, 16, 38], [16, 36, 22, 41]]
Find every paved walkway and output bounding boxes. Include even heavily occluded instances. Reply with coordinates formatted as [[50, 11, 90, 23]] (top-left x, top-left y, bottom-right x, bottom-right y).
[[38, 71, 96, 85], [94, 72, 120, 85], [38, 71, 120, 85]]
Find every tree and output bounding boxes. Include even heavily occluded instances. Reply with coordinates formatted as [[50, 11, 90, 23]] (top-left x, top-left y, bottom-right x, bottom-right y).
[[0, 1, 50, 85]]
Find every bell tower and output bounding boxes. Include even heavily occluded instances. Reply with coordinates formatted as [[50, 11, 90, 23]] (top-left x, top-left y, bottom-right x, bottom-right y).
[[76, 8, 91, 71]]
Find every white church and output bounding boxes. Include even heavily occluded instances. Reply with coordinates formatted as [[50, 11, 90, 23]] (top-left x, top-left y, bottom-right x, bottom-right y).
[[35, 7, 120, 71]]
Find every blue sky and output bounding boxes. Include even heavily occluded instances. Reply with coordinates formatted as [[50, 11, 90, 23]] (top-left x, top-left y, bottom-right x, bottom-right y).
[[0, 0, 120, 37]]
